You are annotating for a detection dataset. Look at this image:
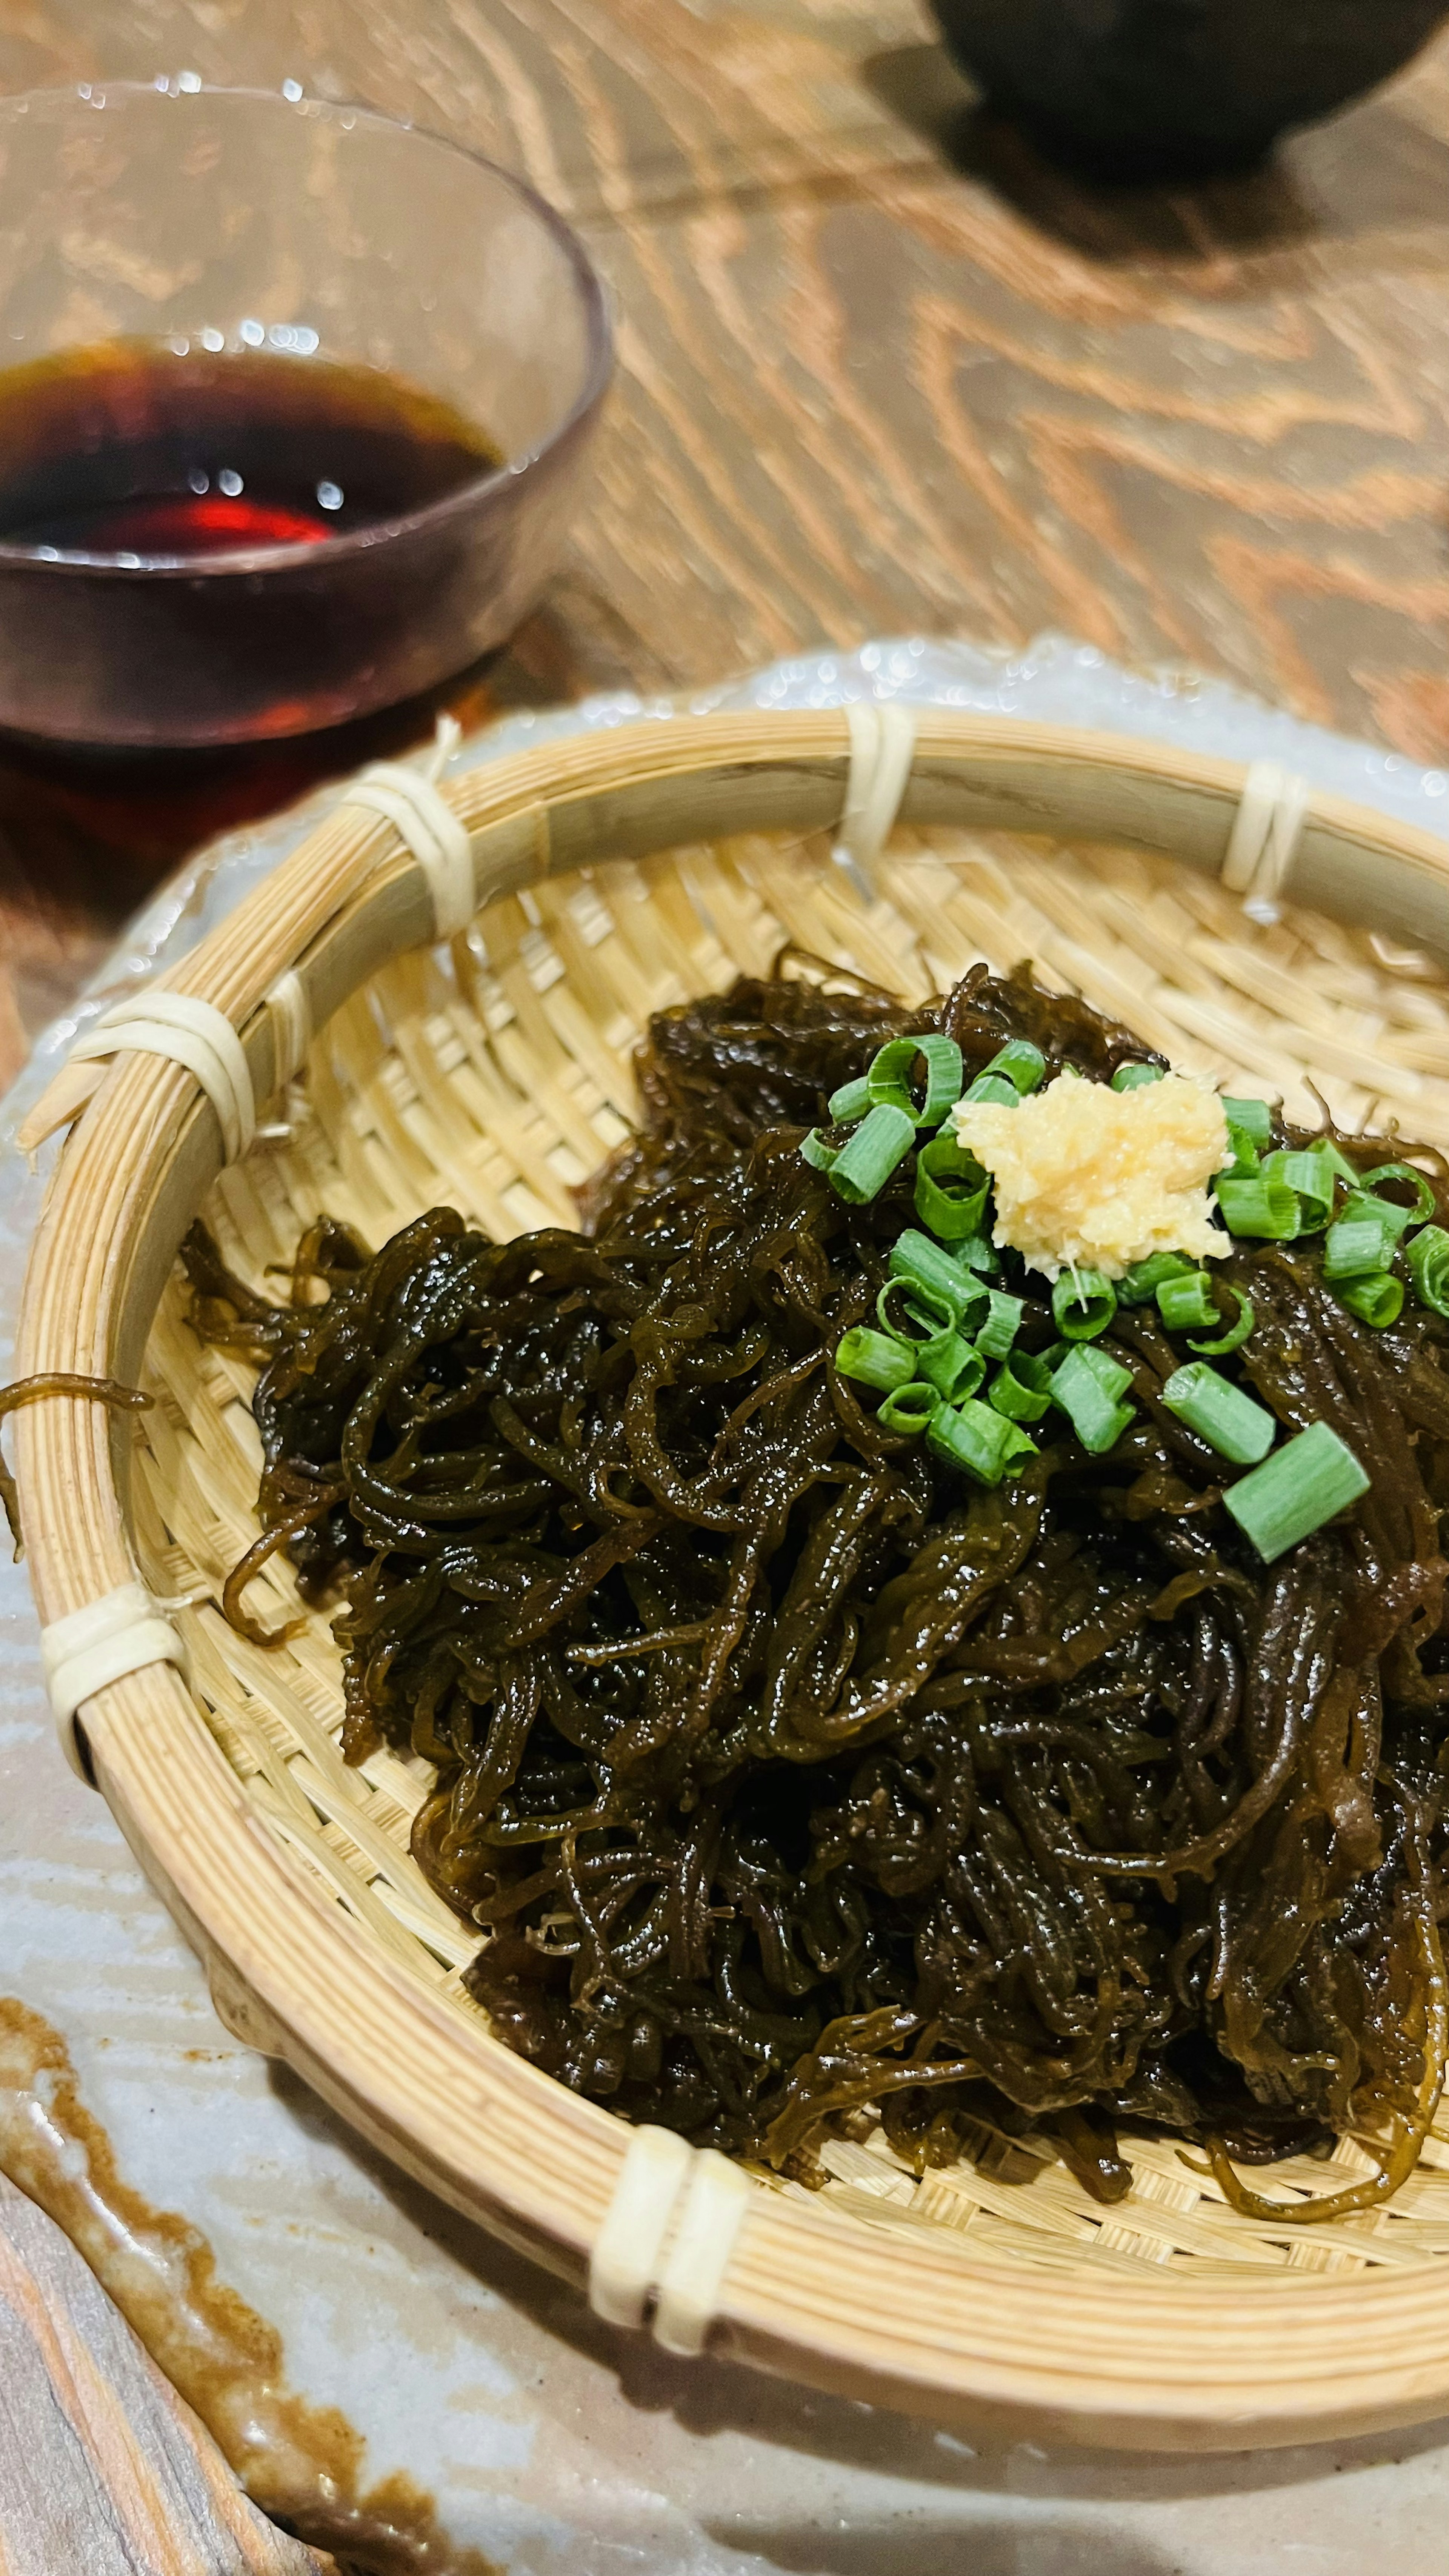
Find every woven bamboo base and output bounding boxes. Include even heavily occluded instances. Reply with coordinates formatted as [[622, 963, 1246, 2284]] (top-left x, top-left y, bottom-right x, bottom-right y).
[[22, 712, 1449, 2445]]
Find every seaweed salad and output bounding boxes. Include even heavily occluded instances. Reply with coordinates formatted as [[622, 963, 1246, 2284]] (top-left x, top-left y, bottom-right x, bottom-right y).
[[186, 961, 1449, 2220]]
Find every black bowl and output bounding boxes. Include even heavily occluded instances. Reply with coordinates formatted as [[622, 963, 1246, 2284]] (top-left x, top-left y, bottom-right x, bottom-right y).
[[927, 0, 1449, 180]]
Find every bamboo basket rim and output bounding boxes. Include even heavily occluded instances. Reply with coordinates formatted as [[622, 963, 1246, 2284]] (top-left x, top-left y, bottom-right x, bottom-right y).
[[19, 705, 1449, 2455]]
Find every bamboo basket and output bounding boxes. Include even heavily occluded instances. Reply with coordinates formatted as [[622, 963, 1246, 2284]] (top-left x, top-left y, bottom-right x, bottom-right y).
[[20, 707, 1449, 2454]]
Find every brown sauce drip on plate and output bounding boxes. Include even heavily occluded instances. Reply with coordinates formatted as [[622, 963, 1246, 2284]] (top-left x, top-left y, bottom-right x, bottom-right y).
[[0, 1997, 498, 2576]]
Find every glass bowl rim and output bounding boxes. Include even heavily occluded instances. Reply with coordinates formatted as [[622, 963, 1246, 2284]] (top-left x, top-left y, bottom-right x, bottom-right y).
[[0, 78, 614, 579]]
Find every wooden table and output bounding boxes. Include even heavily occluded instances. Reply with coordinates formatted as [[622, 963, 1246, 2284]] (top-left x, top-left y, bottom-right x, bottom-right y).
[[6, 0, 1449, 2562]]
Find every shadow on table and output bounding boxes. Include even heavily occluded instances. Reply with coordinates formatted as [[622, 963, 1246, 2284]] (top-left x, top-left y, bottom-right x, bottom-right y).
[[269, 2055, 1449, 2541], [702, 2522, 1177, 2576], [860, 37, 1449, 279]]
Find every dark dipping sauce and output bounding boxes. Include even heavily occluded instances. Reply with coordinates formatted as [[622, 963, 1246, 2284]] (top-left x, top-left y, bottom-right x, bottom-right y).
[[0, 335, 517, 748], [0, 338, 502, 561]]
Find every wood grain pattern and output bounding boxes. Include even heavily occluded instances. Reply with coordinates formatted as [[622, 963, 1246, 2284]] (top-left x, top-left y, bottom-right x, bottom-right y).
[[0, 2173, 332, 2576], [1, 5, 1449, 1081], [10, 0, 1449, 2553]]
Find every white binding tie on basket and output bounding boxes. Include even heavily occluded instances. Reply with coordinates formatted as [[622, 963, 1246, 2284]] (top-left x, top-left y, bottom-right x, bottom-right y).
[[343, 719, 475, 940], [68, 992, 257, 1164], [589, 2123, 753, 2356], [1220, 758, 1309, 925], [834, 702, 917, 895], [41, 1579, 188, 1780]]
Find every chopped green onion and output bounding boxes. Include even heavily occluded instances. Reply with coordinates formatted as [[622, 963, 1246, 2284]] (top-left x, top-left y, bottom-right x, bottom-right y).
[[826, 1075, 871, 1124], [961, 1072, 1020, 1109], [976, 1289, 1024, 1361], [1050, 1344, 1135, 1455], [1263, 1149, 1335, 1225], [1220, 1124, 1261, 1177], [1055, 1343, 1132, 1403], [956, 1233, 999, 1276], [888, 1230, 989, 1324], [878, 1380, 938, 1436], [1215, 1174, 1300, 1239], [1189, 1285, 1254, 1356], [1406, 1224, 1449, 1316], [1220, 1096, 1274, 1147], [1358, 1162, 1437, 1225], [800, 1128, 837, 1171], [982, 1039, 1047, 1096], [988, 1349, 1054, 1422], [877, 1278, 955, 1344], [913, 1132, 989, 1244], [1222, 1420, 1369, 1563], [1118, 1251, 1194, 1306], [865, 1035, 963, 1127], [1052, 1267, 1117, 1341], [862, 1039, 918, 1120], [1337, 1272, 1404, 1329], [1156, 1271, 1220, 1332], [1062, 1340, 1129, 1401], [918, 1329, 984, 1401], [1111, 1062, 1165, 1092], [1323, 1212, 1400, 1280], [1161, 1361, 1275, 1464], [1304, 1135, 1361, 1190], [1339, 1188, 1413, 1247], [829, 1104, 916, 1203], [927, 1396, 1036, 1484], [834, 1327, 916, 1393], [917, 1036, 964, 1123]]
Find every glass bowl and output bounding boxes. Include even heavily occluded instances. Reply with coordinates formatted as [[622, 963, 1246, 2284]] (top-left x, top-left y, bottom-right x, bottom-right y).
[[0, 82, 612, 747]]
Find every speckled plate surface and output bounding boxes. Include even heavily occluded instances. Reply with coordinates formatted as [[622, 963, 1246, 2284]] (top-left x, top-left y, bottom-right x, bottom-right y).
[[7, 638, 1449, 2573]]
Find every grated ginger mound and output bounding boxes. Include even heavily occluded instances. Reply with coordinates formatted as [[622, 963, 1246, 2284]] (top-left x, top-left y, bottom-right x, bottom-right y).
[[953, 1072, 1229, 1281]]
